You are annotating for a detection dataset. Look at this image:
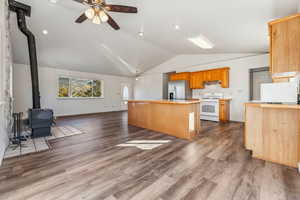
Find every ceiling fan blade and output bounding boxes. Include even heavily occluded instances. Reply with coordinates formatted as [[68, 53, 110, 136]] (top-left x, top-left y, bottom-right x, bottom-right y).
[[73, 0, 92, 5], [106, 14, 120, 30], [105, 5, 138, 13], [75, 13, 88, 23], [73, 0, 85, 4]]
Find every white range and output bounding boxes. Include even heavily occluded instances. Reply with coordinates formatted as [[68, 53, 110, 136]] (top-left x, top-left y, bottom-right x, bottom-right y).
[[200, 93, 224, 122]]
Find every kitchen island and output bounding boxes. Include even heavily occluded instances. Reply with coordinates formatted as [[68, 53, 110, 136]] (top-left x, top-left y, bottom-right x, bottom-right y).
[[128, 100, 201, 140], [245, 102, 300, 169]]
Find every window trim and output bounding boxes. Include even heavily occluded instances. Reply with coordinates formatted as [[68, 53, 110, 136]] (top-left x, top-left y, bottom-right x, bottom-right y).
[[57, 76, 104, 99]]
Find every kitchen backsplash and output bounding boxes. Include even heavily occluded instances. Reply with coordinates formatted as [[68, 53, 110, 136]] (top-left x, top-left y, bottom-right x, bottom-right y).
[[192, 83, 234, 99]]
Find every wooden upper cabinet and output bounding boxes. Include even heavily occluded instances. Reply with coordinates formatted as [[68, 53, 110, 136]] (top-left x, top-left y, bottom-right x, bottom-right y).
[[170, 68, 230, 89], [269, 14, 300, 73], [220, 68, 230, 88], [209, 69, 220, 81], [189, 67, 230, 89], [190, 72, 204, 89], [169, 72, 190, 81]]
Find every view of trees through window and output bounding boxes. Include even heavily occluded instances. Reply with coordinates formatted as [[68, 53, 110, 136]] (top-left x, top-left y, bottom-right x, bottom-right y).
[[58, 77, 103, 98]]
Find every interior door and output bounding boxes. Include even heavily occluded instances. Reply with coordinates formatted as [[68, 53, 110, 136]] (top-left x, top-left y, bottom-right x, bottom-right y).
[[121, 83, 131, 110], [249, 67, 272, 101]]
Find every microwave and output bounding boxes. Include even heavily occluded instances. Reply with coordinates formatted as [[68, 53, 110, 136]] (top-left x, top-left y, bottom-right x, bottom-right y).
[[260, 82, 299, 103]]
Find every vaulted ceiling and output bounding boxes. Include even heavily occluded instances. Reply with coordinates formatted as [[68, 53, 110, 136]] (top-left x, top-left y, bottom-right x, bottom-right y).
[[9, 0, 299, 76]]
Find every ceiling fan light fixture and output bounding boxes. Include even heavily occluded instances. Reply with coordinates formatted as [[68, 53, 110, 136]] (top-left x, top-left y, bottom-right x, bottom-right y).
[[92, 15, 101, 24], [99, 10, 109, 22], [85, 8, 95, 19]]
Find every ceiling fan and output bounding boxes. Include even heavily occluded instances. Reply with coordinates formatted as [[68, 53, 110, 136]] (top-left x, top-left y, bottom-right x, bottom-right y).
[[73, 0, 138, 30]]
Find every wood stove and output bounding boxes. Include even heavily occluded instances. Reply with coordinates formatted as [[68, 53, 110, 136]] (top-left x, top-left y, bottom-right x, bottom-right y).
[[9, 0, 53, 138]]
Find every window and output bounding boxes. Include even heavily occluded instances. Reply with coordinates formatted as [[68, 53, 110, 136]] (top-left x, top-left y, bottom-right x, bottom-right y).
[[121, 84, 130, 106], [122, 85, 129, 101], [58, 77, 104, 98]]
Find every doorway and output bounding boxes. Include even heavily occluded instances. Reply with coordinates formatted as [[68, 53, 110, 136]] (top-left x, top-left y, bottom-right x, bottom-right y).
[[249, 67, 272, 101], [121, 83, 131, 110]]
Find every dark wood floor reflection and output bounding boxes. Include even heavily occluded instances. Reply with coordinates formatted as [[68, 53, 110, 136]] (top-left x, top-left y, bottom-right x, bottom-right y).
[[0, 111, 299, 200]]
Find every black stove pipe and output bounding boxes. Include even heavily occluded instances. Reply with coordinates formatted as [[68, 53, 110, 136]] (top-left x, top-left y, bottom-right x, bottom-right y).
[[11, 1, 41, 109]]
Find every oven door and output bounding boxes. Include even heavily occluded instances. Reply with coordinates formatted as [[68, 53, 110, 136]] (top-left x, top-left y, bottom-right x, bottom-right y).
[[200, 101, 219, 116]]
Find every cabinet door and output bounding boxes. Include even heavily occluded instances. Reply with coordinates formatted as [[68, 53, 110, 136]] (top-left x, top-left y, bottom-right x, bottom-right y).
[[271, 22, 290, 73], [271, 17, 300, 73], [210, 69, 221, 81], [190, 73, 196, 89], [262, 108, 299, 167], [287, 18, 300, 72], [190, 72, 204, 89], [219, 100, 230, 123], [203, 71, 211, 81], [220, 69, 229, 88]]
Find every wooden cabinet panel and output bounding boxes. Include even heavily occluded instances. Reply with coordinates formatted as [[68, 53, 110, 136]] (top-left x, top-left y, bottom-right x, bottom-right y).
[[203, 70, 212, 81], [210, 69, 221, 81], [219, 99, 230, 123], [190, 72, 204, 89], [269, 14, 300, 73], [169, 72, 190, 81], [189, 67, 230, 89], [287, 18, 300, 72], [128, 101, 201, 140], [220, 68, 229, 88], [262, 108, 299, 167], [189, 73, 196, 89], [245, 105, 263, 153], [272, 77, 290, 83], [245, 103, 300, 168]]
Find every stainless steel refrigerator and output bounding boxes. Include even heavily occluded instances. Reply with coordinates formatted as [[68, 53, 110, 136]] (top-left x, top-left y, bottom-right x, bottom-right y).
[[168, 80, 192, 100]]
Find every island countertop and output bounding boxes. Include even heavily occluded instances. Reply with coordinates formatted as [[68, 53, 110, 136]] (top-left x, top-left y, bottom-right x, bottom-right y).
[[127, 99, 201, 105], [245, 102, 300, 110]]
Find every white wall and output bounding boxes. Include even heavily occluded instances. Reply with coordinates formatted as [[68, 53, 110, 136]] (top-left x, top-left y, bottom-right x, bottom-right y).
[[134, 74, 164, 100], [0, 0, 13, 165], [134, 54, 269, 122], [13, 64, 134, 117]]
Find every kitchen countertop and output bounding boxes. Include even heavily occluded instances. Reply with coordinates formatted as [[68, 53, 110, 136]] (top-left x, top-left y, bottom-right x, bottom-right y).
[[245, 102, 300, 109], [127, 99, 201, 105]]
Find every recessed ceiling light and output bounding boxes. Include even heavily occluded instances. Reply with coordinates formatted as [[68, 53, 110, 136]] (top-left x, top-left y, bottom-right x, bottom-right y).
[[49, 0, 57, 3], [138, 32, 144, 37], [188, 35, 214, 49], [174, 25, 180, 30], [42, 30, 48, 35]]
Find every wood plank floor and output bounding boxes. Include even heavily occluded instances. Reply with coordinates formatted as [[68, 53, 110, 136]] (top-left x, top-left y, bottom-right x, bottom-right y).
[[0, 111, 299, 200]]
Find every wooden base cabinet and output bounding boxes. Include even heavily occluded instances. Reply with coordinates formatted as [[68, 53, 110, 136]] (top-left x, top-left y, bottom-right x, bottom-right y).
[[128, 100, 201, 140], [245, 103, 300, 168], [219, 99, 230, 123]]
